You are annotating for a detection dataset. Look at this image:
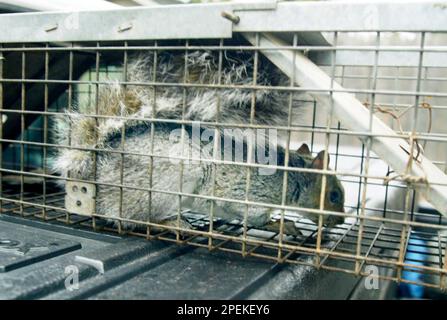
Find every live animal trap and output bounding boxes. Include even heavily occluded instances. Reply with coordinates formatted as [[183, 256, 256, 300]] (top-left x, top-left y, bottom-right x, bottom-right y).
[[0, 1, 447, 292]]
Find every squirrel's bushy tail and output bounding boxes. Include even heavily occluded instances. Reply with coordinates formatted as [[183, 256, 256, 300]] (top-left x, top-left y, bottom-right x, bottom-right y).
[[108, 50, 305, 127], [50, 50, 307, 180]]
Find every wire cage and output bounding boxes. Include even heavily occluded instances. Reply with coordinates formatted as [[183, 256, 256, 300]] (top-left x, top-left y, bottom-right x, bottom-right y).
[[0, 1, 447, 292]]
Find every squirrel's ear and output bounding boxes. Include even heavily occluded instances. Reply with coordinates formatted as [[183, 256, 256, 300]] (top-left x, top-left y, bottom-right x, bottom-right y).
[[297, 143, 311, 155], [311, 151, 330, 170]]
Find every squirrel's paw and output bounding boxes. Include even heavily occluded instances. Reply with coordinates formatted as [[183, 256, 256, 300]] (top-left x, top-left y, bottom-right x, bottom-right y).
[[157, 217, 193, 237], [263, 220, 302, 237]]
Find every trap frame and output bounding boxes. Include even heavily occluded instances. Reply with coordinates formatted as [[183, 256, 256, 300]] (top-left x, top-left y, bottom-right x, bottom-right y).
[[1, 0, 447, 292]]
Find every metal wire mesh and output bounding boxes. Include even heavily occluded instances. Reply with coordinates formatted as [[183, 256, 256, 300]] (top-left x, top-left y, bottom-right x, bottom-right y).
[[0, 29, 446, 291]]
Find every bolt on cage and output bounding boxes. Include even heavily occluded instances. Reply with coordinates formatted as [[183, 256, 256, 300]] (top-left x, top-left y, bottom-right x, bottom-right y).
[[0, 1, 447, 291]]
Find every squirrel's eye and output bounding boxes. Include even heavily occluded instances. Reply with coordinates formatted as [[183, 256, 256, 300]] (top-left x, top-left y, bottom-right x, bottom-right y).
[[329, 191, 340, 203]]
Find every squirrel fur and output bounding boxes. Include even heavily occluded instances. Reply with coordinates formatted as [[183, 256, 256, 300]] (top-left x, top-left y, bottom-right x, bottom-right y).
[[50, 50, 345, 232]]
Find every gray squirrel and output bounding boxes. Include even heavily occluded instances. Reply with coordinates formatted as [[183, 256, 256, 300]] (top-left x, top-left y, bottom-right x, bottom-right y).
[[51, 50, 345, 234]]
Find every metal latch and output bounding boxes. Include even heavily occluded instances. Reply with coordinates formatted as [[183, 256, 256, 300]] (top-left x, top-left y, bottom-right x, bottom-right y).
[[222, 0, 277, 24], [65, 181, 96, 216]]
